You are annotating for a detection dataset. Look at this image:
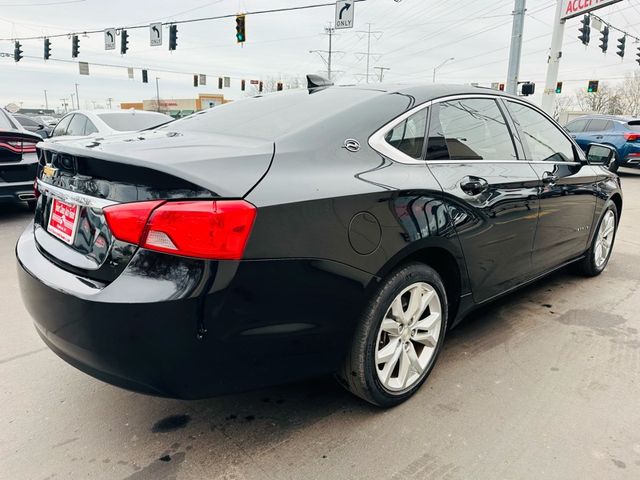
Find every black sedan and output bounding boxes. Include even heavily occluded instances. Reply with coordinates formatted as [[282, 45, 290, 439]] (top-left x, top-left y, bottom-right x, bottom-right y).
[[0, 108, 41, 208], [16, 81, 622, 407], [12, 113, 54, 139]]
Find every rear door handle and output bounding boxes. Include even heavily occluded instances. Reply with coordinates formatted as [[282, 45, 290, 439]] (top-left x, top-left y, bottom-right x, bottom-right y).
[[541, 172, 559, 184], [460, 176, 489, 195]]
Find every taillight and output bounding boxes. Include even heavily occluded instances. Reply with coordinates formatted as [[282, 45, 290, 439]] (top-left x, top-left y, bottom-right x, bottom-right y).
[[0, 140, 37, 153], [624, 132, 640, 142], [104, 200, 257, 260]]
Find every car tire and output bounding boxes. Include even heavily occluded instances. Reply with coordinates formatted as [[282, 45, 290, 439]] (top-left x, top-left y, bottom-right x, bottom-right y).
[[27, 200, 37, 211], [575, 201, 618, 277], [337, 262, 448, 407]]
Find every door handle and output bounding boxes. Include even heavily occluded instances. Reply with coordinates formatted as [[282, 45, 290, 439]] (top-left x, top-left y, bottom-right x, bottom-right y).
[[460, 176, 489, 195], [595, 135, 603, 140], [541, 172, 559, 184]]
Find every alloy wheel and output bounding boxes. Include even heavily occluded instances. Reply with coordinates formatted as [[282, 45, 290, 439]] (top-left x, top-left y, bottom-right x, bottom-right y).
[[594, 210, 615, 268], [375, 282, 442, 393]]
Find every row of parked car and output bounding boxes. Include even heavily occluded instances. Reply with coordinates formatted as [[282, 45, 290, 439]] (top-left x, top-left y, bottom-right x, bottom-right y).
[[1, 107, 172, 208]]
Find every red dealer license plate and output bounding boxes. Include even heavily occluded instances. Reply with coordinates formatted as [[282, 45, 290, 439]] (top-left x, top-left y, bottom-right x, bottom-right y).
[[47, 198, 80, 245]]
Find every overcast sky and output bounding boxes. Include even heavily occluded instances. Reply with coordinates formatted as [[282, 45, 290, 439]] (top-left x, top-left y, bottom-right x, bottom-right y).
[[1, 0, 639, 111]]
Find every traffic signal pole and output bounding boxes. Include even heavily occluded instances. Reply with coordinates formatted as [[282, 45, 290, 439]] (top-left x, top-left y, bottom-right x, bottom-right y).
[[506, 0, 526, 95], [541, 0, 566, 114]]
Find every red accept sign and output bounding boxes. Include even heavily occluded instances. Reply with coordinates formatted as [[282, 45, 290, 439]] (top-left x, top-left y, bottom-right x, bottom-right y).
[[47, 198, 80, 245]]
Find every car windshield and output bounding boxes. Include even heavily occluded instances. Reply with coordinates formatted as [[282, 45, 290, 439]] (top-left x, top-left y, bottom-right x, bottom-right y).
[[158, 88, 378, 140], [97, 112, 171, 131]]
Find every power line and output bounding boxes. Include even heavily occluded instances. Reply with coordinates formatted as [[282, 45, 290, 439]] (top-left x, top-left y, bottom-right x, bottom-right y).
[[0, 0, 368, 42], [355, 23, 382, 83]]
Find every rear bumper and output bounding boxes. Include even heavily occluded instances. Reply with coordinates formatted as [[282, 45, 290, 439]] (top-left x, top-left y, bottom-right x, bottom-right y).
[[0, 180, 36, 203], [16, 223, 373, 398], [0, 155, 37, 204]]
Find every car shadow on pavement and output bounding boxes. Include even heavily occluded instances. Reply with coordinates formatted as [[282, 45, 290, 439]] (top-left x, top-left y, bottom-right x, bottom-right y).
[[0, 202, 32, 220]]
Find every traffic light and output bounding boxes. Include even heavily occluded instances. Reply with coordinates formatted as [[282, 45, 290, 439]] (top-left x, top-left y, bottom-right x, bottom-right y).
[[44, 38, 51, 60], [13, 41, 23, 62], [637, 47, 640, 67], [259, 81, 263, 93], [277, 82, 283, 91], [71, 35, 80, 58], [241, 79, 246, 91], [235, 15, 246, 43], [498, 83, 505, 91], [555, 82, 563, 94], [587, 80, 599, 93], [218, 77, 223, 89], [617, 35, 626, 58], [142, 69, 148, 83], [193, 75, 198, 87], [599, 26, 609, 53], [578, 15, 590, 45], [169, 25, 178, 51], [521, 82, 535, 96], [120, 29, 129, 54]]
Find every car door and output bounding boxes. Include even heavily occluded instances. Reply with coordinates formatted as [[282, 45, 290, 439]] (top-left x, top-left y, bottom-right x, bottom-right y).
[[565, 118, 589, 150], [583, 118, 614, 147], [505, 100, 598, 273], [425, 96, 540, 303]]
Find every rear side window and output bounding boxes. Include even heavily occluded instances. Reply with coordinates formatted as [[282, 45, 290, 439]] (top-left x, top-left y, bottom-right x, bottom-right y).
[[586, 119, 613, 132], [52, 114, 73, 137], [507, 101, 575, 162], [384, 109, 428, 159], [426, 98, 516, 161], [16, 115, 39, 127], [85, 120, 98, 135], [565, 119, 588, 132]]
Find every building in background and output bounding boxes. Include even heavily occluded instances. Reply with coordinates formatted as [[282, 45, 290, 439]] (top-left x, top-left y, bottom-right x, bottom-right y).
[[120, 93, 228, 118]]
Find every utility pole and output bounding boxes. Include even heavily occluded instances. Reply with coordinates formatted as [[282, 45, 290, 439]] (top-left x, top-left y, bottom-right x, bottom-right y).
[[106, 97, 113, 109], [356, 23, 382, 84], [541, 1, 566, 113], [155, 77, 161, 112], [433, 57, 455, 83], [310, 24, 342, 81], [70, 93, 75, 110], [43, 90, 48, 110], [74, 83, 80, 109], [374, 66, 390, 82], [506, 0, 527, 95], [60, 98, 68, 113]]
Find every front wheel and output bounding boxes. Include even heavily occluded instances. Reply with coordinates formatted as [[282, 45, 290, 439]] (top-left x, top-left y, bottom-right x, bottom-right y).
[[338, 263, 448, 407], [575, 201, 618, 276]]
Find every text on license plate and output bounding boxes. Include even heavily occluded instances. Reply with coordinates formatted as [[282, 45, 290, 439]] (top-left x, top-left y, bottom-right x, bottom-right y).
[[47, 198, 79, 245]]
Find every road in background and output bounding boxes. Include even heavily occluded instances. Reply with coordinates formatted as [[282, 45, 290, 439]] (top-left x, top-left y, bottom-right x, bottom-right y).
[[2, 170, 640, 480]]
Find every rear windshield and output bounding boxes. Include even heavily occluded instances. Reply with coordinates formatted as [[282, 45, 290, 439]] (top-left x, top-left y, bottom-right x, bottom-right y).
[[628, 120, 640, 131], [97, 112, 171, 131], [159, 88, 379, 140]]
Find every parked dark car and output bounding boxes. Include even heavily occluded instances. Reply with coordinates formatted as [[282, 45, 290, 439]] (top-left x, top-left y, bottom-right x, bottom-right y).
[[0, 108, 41, 209], [16, 83, 622, 407], [13, 113, 53, 139], [565, 115, 640, 172]]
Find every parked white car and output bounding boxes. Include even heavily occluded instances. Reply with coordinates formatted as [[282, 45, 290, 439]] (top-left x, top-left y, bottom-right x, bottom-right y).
[[47, 109, 172, 142]]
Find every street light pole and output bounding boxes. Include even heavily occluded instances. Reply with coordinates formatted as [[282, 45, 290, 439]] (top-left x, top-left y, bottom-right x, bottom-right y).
[[155, 77, 161, 112], [433, 57, 454, 83], [74, 83, 80, 109], [44, 90, 49, 110], [506, 0, 527, 95]]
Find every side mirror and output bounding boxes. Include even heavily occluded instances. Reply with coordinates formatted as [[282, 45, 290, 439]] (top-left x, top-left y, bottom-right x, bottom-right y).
[[586, 143, 616, 168]]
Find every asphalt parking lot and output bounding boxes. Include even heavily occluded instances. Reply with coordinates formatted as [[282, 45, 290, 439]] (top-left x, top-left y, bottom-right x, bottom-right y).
[[1, 170, 639, 480]]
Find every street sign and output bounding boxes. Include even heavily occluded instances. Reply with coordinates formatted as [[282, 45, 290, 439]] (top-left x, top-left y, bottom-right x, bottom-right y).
[[250, 79, 259, 84], [561, 0, 622, 20], [150, 23, 162, 46], [104, 28, 116, 50], [335, 1, 354, 29], [199, 74, 207, 86], [127, 67, 134, 79], [78, 62, 89, 76], [224, 76, 231, 88]]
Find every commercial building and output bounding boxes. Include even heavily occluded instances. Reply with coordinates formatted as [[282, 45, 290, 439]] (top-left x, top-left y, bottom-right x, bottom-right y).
[[121, 93, 229, 118]]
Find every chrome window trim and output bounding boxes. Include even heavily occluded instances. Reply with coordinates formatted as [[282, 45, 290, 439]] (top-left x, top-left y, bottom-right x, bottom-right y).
[[369, 93, 583, 166], [36, 180, 116, 210]]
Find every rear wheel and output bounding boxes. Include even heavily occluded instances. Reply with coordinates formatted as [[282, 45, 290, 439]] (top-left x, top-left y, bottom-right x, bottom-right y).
[[338, 263, 447, 407], [575, 201, 618, 277]]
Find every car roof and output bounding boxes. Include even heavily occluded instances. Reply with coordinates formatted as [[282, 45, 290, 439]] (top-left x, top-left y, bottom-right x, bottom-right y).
[[570, 114, 637, 122]]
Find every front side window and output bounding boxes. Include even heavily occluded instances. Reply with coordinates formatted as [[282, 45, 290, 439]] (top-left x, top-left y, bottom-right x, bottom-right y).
[[507, 101, 575, 162], [52, 114, 73, 137], [66, 114, 88, 136], [384, 108, 428, 159], [427, 98, 516, 161]]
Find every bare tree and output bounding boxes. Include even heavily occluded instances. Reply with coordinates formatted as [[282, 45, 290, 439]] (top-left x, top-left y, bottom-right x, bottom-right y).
[[575, 83, 619, 113], [616, 72, 640, 117], [245, 74, 306, 97]]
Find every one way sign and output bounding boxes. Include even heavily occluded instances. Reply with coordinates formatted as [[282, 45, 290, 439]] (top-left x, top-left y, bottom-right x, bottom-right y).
[[335, 1, 354, 29]]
